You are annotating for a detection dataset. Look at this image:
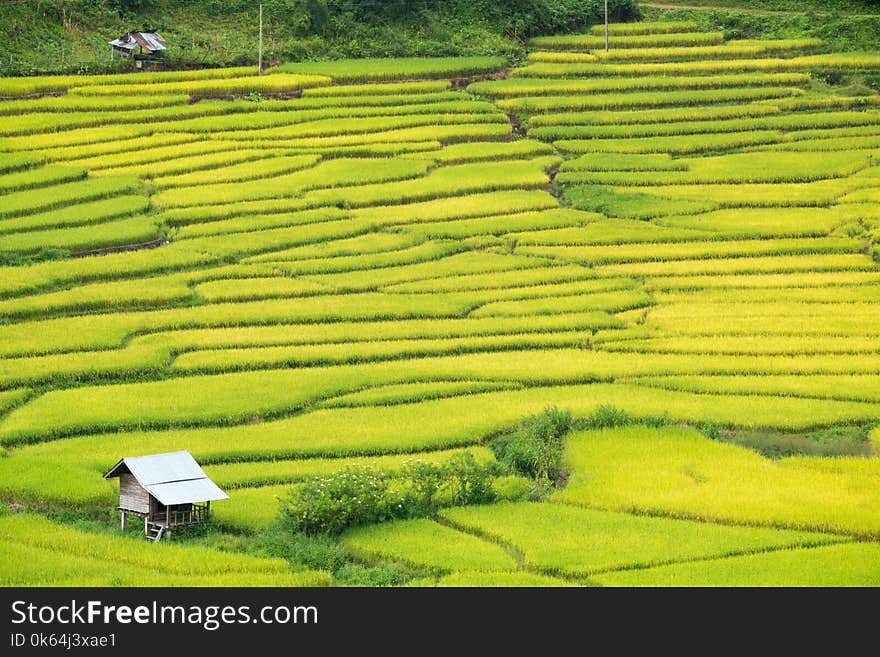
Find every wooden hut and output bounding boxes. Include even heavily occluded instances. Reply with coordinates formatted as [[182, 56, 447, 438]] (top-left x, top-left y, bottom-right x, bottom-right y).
[[109, 31, 167, 66], [104, 450, 228, 542]]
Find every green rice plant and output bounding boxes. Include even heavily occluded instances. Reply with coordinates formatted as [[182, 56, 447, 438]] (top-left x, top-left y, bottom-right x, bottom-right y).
[[211, 484, 296, 532], [497, 87, 802, 113], [39, 133, 204, 163], [273, 250, 548, 290], [205, 446, 496, 489], [608, 330, 880, 354], [301, 80, 451, 97], [515, 59, 795, 78], [0, 125, 167, 152], [401, 140, 555, 164], [507, 220, 708, 246], [169, 330, 591, 373], [341, 518, 517, 573], [0, 165, 86, 193], [95, 150, 282, 180], [528, 31, 725, 51], [770, 136, 880, 152], [153, 157, 426, 208], [283, 91, 464, 109], [0, 195, 150, 235], [150, 155, 329, 189], [0, 216, 159, 255], [323, 382, 518, 408], [136, 312, 617, 354], [589, 21, 701, 36], [0, 244, 218, 299], [467, 288, 650, 316], [595, 253, 876, 277], [0, 67, 256, 97], [790, 52, 880, 70], [557, 152, 873, 184], [350, 190, 557, 228], [469, 73, 809, 98], [64, 139, 267, 172], [435, 572, 573, 586], [113, 315, 611, 374], [0, 388, 30, 415], [516, 49, 762, 75], [0, 270, 207, 319], [180, 218, 436, 261], [556, 425, 880, 537], [269, 56, 506, 82], [131, 101, 499, 137], [0, 152, 44, 174], [441, 502, 839, 575], [173, 207, 348, 239], [534, 103, 781, 127], [559, 153, 687, 171], [564, 185, 715, 218], [0, 515, 330, 586], [190, 276, 343, 303], [0, 538, 329, 586], [655, 207, 849, 238], [5, 381, 879, 507], [527, 51, 597, 63], [522, 40, 821, 71], [594, 543, 880, 587], [593, 39, 819, 60], [769, 96, 880, 113], [644, 300, 880, 335], [0, 102, 256, 137], [278, 141, 442, 158], [399, 208, 600, 240], [0, 514, 295, 576], [228, 123, 513, 149], [554, 131, 784, 155], [656, 286, 880, 305], [517, 237, 862, 265], [0, 94, 189, 116], [0, 175, 142, 219], [646, 270, 880, 291], [533, 112, 880, 141], [0, 343, 170, 389], [234, 231, 422, 262], [200, 110, 507, 142], [614, 179, 857, 207], [69, 74, 332, 98], [630, 375, 880, 403], [300, 157, 556, 209]]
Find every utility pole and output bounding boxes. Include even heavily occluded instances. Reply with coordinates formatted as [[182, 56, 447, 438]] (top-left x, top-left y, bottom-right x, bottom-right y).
[[258, 3, 263, 75], [605, 0, 609, 52]]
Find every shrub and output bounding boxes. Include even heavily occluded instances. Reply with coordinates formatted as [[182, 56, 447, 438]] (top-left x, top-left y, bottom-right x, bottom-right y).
[[491, 405, 572, 484], [578, 404, 632, 430], [279, 453, 497, 535]]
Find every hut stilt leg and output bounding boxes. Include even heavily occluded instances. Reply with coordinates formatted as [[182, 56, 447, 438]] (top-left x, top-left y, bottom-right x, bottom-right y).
[[120, 511, 126, 531]]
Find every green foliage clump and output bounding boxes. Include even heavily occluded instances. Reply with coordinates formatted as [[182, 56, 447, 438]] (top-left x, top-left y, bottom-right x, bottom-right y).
[[279, 453, 497, 535], [491, 406, 572, 485]]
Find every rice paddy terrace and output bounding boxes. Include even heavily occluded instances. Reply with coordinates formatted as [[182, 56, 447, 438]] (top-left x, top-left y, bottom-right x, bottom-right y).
[[2, 21, 880, 586]]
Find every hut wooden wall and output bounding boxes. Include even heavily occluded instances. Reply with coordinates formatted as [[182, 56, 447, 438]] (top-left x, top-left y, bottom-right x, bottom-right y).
[[119, 473, 150, 514]]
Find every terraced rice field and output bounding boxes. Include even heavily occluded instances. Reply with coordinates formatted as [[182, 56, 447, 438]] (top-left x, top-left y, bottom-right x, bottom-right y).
[[2, 23, 880, 586]]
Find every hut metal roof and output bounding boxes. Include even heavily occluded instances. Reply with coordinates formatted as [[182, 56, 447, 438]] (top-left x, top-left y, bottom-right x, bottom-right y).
[[104, 450, 228, 506], [109, 32, 167, 53]]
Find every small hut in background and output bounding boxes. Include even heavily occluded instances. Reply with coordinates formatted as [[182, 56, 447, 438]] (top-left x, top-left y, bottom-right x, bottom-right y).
[[104, 450, 228, 542], [109, 31, 167, 67]]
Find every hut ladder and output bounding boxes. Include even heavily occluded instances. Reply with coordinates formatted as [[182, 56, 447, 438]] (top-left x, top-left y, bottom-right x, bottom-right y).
[[146, 522, 165, 542]]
